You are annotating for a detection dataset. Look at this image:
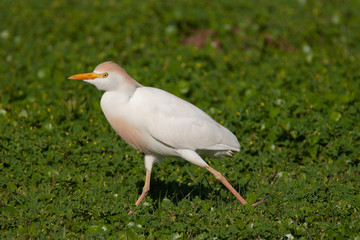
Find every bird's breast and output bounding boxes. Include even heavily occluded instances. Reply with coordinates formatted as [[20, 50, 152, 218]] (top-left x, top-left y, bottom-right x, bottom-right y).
[[100, 92, 149, 152], [104, 113, 150, 152]]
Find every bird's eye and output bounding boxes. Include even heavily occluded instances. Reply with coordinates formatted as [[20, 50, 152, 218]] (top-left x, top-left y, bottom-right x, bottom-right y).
[[103, 73, 109, 78]]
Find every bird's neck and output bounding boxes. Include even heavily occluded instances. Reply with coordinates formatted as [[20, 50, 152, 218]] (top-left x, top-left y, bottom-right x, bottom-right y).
[[105, 84, 140, 104], [116, 73, 142, 96]]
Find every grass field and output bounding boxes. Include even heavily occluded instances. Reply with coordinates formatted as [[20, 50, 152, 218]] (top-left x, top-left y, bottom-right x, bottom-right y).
[[1, 0, 360, 239]]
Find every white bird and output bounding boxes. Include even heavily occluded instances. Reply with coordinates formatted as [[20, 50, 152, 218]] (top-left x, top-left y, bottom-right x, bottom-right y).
[[68, 61, 264, 209]]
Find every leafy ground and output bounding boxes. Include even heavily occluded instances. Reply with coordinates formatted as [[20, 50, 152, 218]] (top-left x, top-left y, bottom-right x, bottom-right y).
[[1, 0, 360, 239]]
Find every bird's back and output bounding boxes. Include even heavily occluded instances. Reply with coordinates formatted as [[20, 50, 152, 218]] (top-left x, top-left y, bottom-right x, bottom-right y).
[[127, 87, 240, 157]]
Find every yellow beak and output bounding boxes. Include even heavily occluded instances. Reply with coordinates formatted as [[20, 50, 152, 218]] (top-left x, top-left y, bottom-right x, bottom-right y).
[[68, 72, 100, 80]]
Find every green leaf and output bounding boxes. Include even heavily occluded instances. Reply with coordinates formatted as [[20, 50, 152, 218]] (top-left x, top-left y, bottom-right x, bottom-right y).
[[309, 135, 320, 145], [269, 107, 281, 119], [86, 225, 102, 234], [290, 130, 298, 139], [281, 118, 292, 131], [1, 206, 17, 216], [329, 111, 341, 121]]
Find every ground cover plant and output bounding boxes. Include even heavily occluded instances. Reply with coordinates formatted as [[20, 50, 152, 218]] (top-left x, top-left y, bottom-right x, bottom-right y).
[[1, 0, 359, 239]]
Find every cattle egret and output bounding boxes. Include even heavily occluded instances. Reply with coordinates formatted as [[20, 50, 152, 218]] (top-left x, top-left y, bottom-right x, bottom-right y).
[[68, 61, 265, 209]]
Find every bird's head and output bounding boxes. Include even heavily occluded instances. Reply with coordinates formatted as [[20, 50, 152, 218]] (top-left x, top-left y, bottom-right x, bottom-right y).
[[68, 61, 141, 91]]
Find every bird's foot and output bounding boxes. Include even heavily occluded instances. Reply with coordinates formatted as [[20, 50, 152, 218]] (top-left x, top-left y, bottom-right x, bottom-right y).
[[251, 196, 269, 207]]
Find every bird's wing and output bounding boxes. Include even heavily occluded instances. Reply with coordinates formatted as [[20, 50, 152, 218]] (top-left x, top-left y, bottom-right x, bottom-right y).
[[130, 87, 240, 152]]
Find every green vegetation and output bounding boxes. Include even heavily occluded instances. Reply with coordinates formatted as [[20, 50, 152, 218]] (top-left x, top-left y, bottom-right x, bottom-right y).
[[1, 0, 359, 239]]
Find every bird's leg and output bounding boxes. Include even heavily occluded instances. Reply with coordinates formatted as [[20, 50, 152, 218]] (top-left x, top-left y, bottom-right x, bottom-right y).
[[206, 166, 266, 206], [129, 155, 157, 214], [175, 149, 265, 206], [206, 166, 248, 204], [129, 169, 151, 214], [135, 169, 151, 206]]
